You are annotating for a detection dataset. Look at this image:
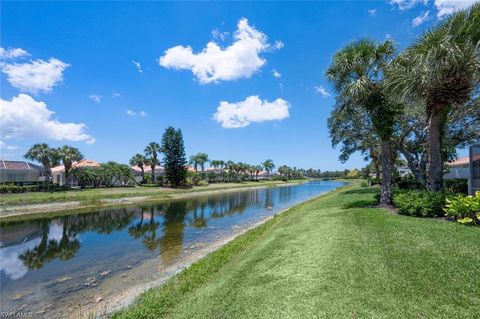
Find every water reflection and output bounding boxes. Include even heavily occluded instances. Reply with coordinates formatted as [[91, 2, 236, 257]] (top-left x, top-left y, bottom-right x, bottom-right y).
[[0, 181, 343, 316]]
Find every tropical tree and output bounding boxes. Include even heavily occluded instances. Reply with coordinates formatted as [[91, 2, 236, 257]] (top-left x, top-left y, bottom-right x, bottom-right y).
[[385, 4, 480, 191], [130, 153, 147, 183], [24, 143, 59, 188], [161, 127, 188, 186], [327, 39, 399, 205], [57, 145, 83, 187], [262, 159, 275, 178], [144, 142, 161, 183]]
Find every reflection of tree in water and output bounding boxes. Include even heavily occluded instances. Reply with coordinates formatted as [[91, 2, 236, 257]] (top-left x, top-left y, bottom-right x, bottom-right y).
[[20, 217, 80, 269], [17, 187, 289, 270]]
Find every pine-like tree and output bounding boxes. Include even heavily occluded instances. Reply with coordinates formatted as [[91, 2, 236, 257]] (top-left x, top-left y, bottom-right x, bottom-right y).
[[161, 127, 187, 186]]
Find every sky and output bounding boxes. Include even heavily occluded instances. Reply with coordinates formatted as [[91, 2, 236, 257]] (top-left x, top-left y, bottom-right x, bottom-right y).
[[0, 0, 476, 171]]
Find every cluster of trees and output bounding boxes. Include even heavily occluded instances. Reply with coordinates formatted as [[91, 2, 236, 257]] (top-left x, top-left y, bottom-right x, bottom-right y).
[[327, 4, 480, 205], [129, 126, 188, 187], [24, 143, 83, 188]]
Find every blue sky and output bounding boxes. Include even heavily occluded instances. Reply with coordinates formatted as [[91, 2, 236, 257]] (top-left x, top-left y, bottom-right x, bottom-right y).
[[0, 1, 474, 170]]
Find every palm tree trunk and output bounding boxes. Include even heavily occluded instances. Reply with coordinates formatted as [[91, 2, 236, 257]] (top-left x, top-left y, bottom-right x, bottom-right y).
[[426, 108, 444, 192], [151, 165, 155, 183], [379, 139, 393, 206]]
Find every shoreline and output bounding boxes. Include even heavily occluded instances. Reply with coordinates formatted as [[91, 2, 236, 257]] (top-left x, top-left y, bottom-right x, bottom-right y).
[[82, 181, 351, 318], [0, 180, 308, 221]]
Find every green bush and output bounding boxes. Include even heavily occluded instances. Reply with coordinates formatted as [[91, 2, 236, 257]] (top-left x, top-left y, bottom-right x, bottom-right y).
[[444, 192, 480, 225], [444, 179, 468, 195], [393, 190, 445, 217], [360, 180, 368, 187], [0, 184, 40, 193]]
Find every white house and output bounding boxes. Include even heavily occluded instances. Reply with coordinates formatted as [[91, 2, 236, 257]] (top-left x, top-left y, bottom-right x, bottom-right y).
[[444, 156, 470, 180], [51, 159, 100, 186]]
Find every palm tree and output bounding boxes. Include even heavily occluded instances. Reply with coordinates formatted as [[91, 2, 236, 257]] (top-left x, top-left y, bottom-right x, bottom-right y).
[[189, 155, 199, 172], [192, 152, 209, 171], [130, 153, 147, 183], [327, 39, 397, 205], [144, 142, 161, 182], [262, 159, 275, 179], [24, 143, 59, 188], [58, 145, 83, 187], [385, 4, 480, 191]]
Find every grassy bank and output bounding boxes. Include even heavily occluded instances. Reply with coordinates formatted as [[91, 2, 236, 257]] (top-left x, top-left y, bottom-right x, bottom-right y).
[[0, 180, 304, 207], [113, 182, 480, 319]]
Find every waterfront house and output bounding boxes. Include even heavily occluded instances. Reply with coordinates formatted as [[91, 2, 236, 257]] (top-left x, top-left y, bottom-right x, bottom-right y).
[[51, 159, 100, 187], [0, 160, 44, 184]]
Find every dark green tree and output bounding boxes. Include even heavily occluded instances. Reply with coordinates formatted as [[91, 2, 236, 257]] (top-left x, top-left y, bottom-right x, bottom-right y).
[[161, 127, 187, 187]]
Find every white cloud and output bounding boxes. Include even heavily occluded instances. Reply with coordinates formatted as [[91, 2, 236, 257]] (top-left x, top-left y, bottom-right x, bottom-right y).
[[272, 69, 282, 78], [0, 47, 30, 59], [315, 85, 330, 97], [388, 0, 427, 10], [132, 60, 143, 73], [0, 140, 17, 150], [159, 18, 278, 84], [126, 109, 147, 117], [412, 10, 430, 27], [211, 28, 229, 41], [89, 94, 102, 103], [1, 58, 70, 93], [434, 0, 478, 17], [112, 92, 121, 98], [273, 40, 284, 50], [368, 9, 377, 16], [213, 95, 290, 128], [0, 94, 95, 144]]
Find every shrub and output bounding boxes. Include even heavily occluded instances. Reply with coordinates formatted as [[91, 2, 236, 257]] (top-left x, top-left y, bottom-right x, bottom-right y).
[[444, 192, 480, 225], [360, 180, 368, 187], [444, 179, 468, 195], [393, 190, 445, 217], [396, 175, 424, 190], [0, 184, 40, 193]]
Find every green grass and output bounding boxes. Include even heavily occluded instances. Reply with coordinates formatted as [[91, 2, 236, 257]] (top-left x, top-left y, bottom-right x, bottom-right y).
[[113, 183, 480, 319], [0, 180, 304, 206]]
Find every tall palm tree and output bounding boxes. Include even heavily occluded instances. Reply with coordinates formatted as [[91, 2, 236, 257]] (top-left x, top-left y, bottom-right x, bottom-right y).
[[24, 143, 59, 188], [189, 155, 199, 172], [385, 4, 480, 191], [262, 159, 275, 178], [327, 39, 398, 205], [58, 145, 83, 187], [130, 153, 147, 183], [144, 142, 161, 182], [195, 152, 209, 171]]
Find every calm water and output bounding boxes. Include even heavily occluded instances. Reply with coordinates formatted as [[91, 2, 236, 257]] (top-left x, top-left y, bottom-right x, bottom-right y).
[[0, 181, 343, 317]]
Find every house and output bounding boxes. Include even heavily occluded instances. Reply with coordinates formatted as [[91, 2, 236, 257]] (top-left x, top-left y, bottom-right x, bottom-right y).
[[0, 160, 44, 184], [444, 156, 470, 180], [397, 166, 412, 177], [131, 165, 164, 183], [51, 159, 100, 186]]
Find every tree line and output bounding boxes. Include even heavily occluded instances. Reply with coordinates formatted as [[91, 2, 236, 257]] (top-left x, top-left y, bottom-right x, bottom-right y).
[[327, 3, 479, 205]]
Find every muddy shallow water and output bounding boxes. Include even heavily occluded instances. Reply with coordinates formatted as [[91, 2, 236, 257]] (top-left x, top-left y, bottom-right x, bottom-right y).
[[0, 181, 344, 318]]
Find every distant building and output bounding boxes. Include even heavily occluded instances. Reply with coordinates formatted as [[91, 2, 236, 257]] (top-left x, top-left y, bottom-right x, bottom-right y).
[[444, 156, 470, 180], [131, 165, 165, 183], [0, 160, 44, 184], [397, 166, 412, 177], [51, 159, 100, 186]]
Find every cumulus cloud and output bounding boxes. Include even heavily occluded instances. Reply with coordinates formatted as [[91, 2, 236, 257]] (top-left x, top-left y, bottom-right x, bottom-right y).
[[388, 0, 428, 10], [272, 69, 282, 78], [368, 9, 377, 16], [0, 94, 95, 144], [213, 95, 290, 128], [112, 92, 121, 98], [1, 58, 70, 93], [211, 28, 229, 41], [0, 47, 30, 59], [273, 40, 284, 50], [315, 85, 330, 97], [89, 94, 102, 103], [132, 60, 143, 73], [434, 0, 478, 17], [159, 18, 279, 84], [412, 11, 430, 27]]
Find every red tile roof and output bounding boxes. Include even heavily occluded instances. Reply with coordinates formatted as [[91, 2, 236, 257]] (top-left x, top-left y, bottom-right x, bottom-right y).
[[51, 159, 100, 172], [447, 156, 469, 167]]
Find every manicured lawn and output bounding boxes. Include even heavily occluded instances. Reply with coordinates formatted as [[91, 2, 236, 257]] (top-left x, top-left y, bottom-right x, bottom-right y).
[[0, 180, 300, 206], [113, 183, 480, 319]]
